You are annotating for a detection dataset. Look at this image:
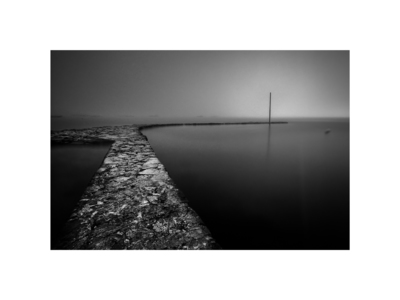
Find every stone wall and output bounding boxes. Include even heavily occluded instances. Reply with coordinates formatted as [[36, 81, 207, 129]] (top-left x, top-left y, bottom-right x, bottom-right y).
[[52, 125, 220, 250]]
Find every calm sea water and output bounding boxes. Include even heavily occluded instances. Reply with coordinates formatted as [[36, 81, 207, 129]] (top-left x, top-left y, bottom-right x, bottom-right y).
[[142, 122, 349, 249], [51, 116, 289, 131], [51, 144, 112, 248]]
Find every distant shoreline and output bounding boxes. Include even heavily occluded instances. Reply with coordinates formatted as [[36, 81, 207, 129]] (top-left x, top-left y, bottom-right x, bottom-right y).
[[138, 121, 288, 130], [51, 117, 349, 131]]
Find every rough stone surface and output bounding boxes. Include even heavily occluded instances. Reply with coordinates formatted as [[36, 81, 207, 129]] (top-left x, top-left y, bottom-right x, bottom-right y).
[[51, 125, 220, 250]]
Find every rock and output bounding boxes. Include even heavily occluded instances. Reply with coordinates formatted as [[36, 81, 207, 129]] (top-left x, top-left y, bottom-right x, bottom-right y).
[[143, 163, 159, 169], [143, 158, 160, 168], [138, 169, 160, 175], [139, 200, 149, 207], [147, 196, 157, 204], [151, 173, 169, 182], [103, 158, 114, 164], [123, 190, 135, 196], [113, 176, 130, 183]]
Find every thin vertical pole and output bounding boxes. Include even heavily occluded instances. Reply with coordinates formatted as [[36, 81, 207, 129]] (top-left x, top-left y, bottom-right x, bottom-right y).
[[269, 92, 272, 125]]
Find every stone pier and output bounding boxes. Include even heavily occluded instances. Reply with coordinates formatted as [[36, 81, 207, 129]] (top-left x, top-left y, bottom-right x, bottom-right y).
[[51, 125, 220, 250]]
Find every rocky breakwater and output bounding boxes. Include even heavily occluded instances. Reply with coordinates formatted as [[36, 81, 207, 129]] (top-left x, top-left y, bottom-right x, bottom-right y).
[[52, 125, 219, 250]]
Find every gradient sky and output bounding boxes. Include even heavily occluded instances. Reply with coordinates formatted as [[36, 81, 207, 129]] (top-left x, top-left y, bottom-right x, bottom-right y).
[[51, 51, 349, 119]]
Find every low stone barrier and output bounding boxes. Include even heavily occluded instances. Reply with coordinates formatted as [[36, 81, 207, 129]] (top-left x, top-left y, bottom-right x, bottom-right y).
[[52, 125, 220, 250]]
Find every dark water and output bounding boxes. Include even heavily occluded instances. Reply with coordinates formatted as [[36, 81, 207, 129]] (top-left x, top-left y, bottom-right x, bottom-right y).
[[51, 144, 112, 248], [142, 122, 349, 249]]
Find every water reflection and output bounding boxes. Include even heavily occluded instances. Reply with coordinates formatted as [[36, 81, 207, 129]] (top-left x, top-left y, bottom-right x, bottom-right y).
[[143, 122, 349, 249], [266, 124, 271, 159]]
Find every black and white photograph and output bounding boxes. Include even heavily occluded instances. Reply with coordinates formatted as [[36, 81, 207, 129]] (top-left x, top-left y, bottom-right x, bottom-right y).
[[3, 1, 400, 299], [51, 50, 349, 250]]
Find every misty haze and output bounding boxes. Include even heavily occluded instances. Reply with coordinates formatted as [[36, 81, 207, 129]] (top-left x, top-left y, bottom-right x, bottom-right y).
[[51, 51, 349, 250]]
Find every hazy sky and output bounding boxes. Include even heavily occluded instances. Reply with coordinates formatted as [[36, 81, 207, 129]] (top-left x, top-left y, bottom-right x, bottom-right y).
[[51, 51, 349, 119]]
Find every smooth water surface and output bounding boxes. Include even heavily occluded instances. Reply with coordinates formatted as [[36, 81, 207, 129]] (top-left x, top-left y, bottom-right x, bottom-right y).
[[143, 122, 349, 249], [51, 144, 112, 248]]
